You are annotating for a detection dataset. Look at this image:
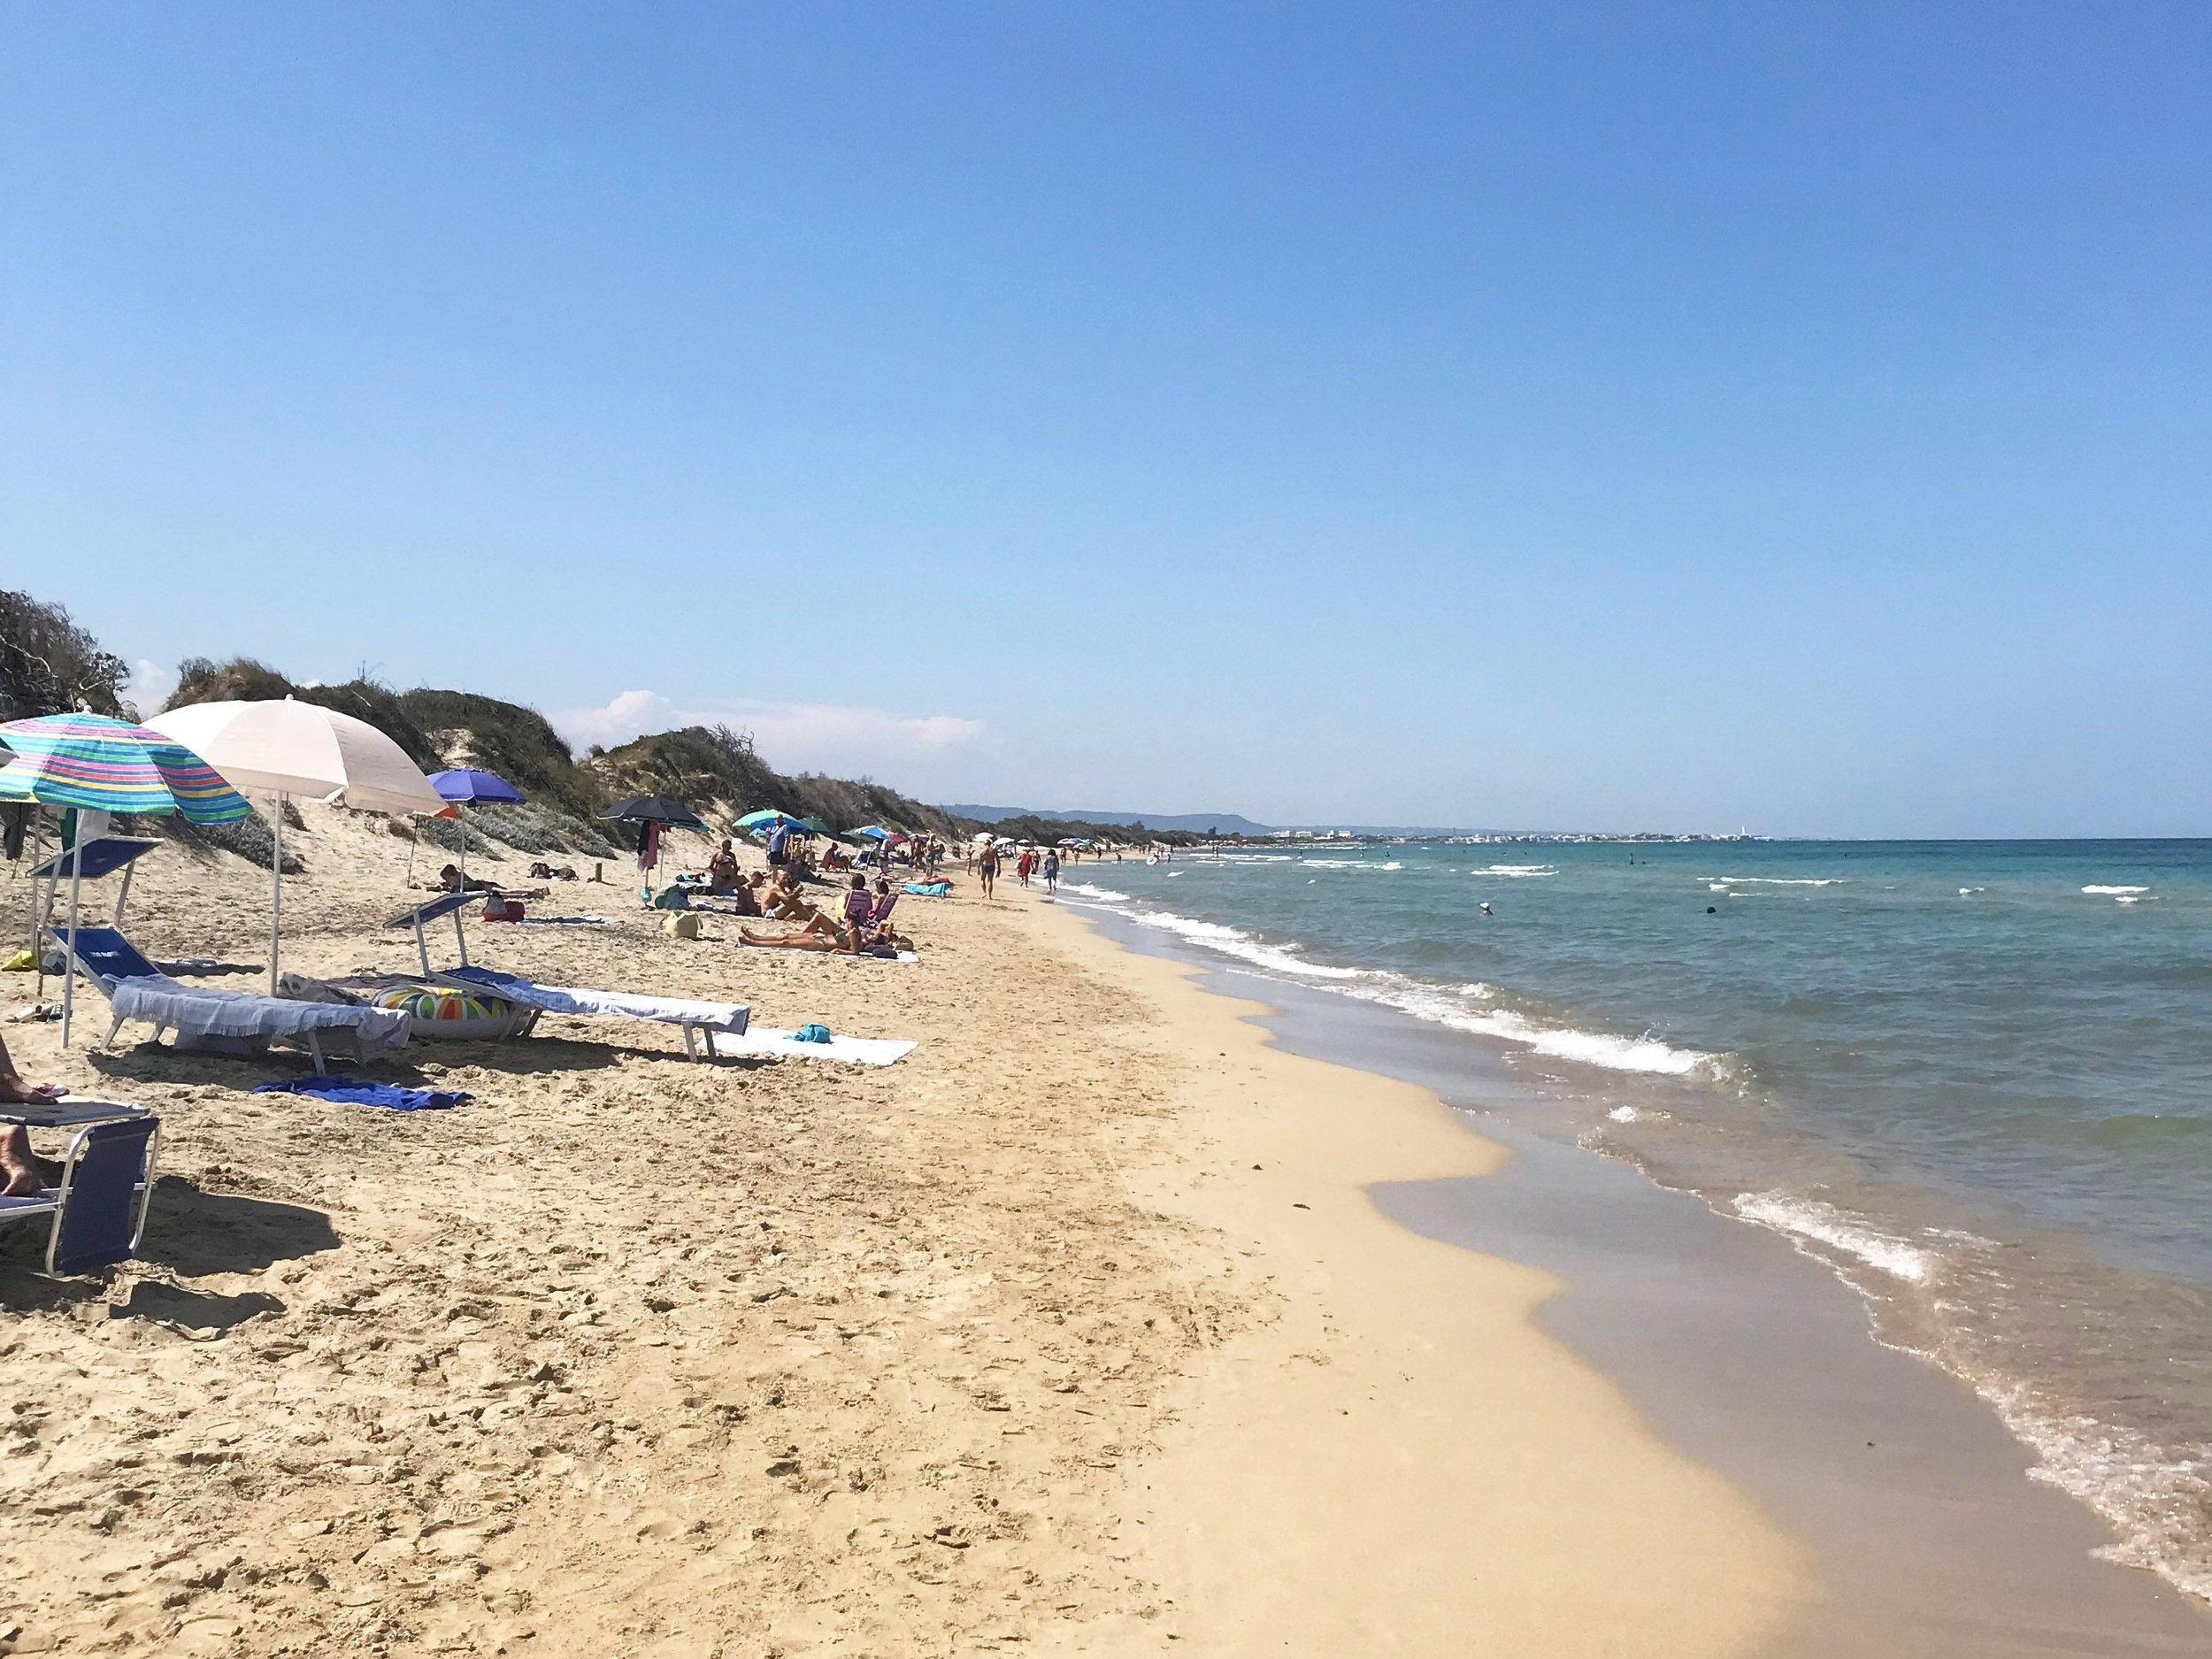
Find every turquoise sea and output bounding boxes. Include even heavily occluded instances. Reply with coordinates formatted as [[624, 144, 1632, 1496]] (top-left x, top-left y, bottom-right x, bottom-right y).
[[1059, 839, 2212, 1601]]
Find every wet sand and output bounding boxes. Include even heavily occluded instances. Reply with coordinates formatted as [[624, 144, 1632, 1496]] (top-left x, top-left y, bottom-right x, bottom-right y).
[[1067, 902, 2212, 1655]]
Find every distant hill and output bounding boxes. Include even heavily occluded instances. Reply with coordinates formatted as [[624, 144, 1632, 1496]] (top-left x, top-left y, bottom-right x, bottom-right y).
[[946, 805, 1275, 836], [146, 651, 960, 856]]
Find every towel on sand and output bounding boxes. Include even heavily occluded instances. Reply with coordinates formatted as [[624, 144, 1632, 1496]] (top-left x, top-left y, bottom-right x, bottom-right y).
[[253, 1074, 472, 1111]]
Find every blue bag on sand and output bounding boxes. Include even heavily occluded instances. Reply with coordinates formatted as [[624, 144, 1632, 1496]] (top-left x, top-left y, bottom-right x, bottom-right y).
[[793, 1024, 833, 1044], [253, 1075, 472, 1111]]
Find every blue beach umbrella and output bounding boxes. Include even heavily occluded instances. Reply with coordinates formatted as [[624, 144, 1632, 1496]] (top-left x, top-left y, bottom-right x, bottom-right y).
[[0, 712, 250, 1046], [426, 768, 526, 892], [427, 767, 526, 805]]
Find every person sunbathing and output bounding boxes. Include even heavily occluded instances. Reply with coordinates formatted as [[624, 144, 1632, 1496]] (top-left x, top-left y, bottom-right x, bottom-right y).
[[706, 841, 742, 894], [764, 870, 824, 923], [740, 913, 851, 951], [865, 879, 901, 938], [0, 1035, 65, 1197], [841, 874, 877, 939]]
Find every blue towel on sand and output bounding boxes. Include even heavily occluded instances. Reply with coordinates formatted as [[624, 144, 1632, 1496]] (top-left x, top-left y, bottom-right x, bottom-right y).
[[253, 1074, 472, 1111], [793, 1023, 833, 1043]]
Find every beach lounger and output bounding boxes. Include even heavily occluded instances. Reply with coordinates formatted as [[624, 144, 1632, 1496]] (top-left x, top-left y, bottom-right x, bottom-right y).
[[441, 964, 749, 1062], [0, 1110, 160, 1275], [49, 926, 411, 1070]]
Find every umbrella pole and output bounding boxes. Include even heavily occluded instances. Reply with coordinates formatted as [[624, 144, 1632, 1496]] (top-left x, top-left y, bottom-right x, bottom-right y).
[[59, 810, 93, 1048], [27, 810, 45, 1003], [269, 793, 285, 995]]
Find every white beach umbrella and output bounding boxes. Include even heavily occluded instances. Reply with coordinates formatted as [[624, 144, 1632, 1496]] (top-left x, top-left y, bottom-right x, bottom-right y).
[[146, 697, 448, 992]]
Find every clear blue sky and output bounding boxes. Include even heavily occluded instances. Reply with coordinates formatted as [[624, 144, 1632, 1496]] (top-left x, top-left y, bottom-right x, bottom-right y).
[[4, 4, 2208, 835]]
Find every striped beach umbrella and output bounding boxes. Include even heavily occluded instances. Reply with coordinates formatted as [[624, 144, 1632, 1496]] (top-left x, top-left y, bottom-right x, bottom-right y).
[[0, 711, 251, 824], [0, 712, 250, 1047]]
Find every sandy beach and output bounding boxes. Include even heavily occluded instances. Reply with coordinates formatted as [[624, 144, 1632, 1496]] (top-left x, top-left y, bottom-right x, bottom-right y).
[[0, 806, 1824, 1656]]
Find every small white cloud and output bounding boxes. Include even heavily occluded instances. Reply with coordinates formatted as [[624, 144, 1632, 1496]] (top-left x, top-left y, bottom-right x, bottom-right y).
[[551, 690, 986, 782], [122, 658, 179, 718], [553, 689, 680, 751]]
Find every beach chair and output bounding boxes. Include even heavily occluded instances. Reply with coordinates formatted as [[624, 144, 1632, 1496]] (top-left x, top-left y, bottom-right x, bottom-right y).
[[441, 964, 749, 1061], [48, 926, 411, 1071], [0, 1111, 160, 1276]]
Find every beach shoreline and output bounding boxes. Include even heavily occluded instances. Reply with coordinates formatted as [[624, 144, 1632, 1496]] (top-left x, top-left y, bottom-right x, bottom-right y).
[[1047, 885, 2212, 1655], [4, 819, 2203, 1653]]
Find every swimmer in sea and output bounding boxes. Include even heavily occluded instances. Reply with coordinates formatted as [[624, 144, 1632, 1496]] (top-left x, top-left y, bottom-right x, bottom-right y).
[[1480, 902, 1493, 916]]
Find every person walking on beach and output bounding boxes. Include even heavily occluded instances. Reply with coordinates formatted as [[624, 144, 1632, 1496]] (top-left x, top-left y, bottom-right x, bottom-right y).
[[1017, 848, 1033, 887], [1042, 849, 1061, 894], [977, 841, 998, 897]]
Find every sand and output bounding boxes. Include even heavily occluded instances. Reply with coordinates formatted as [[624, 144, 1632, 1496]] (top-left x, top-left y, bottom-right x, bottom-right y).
[[1, 807, 1807, 1655]]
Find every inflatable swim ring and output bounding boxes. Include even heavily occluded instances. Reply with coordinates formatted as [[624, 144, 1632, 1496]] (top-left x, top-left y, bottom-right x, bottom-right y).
[[368, 983, 535, 1041]]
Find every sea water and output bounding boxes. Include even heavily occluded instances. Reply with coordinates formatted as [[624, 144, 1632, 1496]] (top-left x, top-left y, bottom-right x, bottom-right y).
[[1058, 840, 2212, 1600]]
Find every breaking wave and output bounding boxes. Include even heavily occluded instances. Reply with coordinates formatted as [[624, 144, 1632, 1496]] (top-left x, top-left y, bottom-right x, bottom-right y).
[[1058, 887, 1716, 1078], [1731, 1192, 1939, 1285]]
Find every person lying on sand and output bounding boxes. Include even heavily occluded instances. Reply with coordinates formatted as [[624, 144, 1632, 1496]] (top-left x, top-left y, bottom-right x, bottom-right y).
[[740, 916, 849, 951], [0, 1035, 66, 1196]]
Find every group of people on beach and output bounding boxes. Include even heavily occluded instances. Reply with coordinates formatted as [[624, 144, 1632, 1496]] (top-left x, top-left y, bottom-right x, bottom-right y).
[[966, 841, 1092, 897], [740, 871, 908, 954], [647, 829, 911, 955]]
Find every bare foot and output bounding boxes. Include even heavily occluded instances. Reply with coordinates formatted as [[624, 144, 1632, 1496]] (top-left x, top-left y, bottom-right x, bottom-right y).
[[2, 1126, 43, 1196], [0, 1078, 65, 1106]]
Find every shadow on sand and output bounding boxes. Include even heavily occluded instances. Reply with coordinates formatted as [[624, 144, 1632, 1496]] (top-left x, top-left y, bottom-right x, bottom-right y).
[[138, 1175, 340, 1276]]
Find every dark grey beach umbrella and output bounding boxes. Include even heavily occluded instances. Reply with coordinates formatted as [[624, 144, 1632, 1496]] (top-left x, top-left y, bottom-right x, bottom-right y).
[[601, 795, 710, 891], [600, 795, 710, 832]]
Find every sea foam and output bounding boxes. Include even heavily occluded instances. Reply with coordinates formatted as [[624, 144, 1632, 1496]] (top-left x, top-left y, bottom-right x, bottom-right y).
[[1059, 887, 1716, 1078], [1731, 1192, 1938, 1284]]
